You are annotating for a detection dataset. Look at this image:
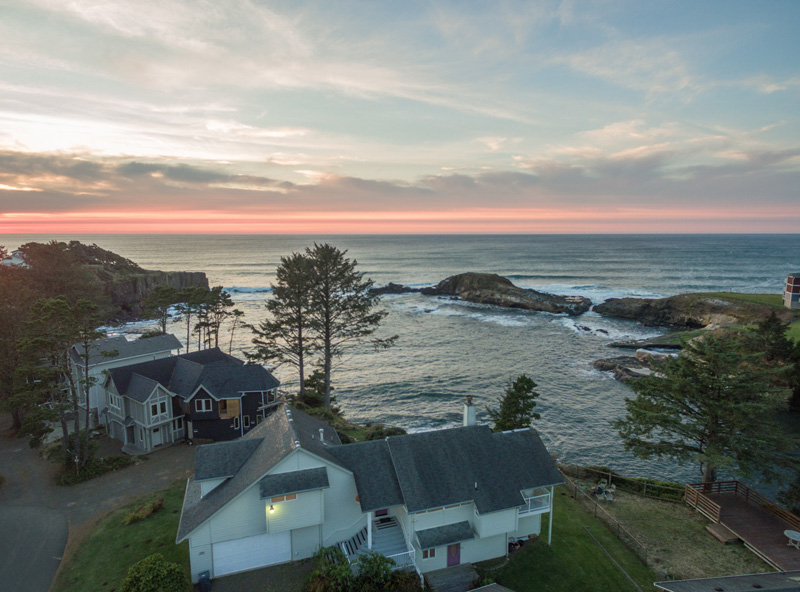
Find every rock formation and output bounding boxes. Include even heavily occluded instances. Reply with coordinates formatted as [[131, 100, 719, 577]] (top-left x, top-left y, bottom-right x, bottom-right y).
[[420, 272, 591, 316], [594, 293, 793, 328]]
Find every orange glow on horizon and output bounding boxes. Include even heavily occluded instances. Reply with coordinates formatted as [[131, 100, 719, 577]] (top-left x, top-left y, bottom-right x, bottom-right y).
[[2, 206, 799, 235]]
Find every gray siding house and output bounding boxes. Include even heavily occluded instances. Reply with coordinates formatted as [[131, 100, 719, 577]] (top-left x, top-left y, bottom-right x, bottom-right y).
[[177, 401, 563, 583], [105, 348, 279, 453], [70, 333, 181, 426]]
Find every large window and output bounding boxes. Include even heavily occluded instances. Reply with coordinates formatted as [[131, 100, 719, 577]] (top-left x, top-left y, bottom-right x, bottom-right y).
[[423, 549, 435, 559], [109, 394, 121, 410], [195, 399, 212, 413]]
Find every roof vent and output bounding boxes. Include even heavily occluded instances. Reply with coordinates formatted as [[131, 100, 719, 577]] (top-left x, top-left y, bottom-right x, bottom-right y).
[[474, 481, 478, 490], [319, 428, 325, 443], [294, 439, 301, 448]]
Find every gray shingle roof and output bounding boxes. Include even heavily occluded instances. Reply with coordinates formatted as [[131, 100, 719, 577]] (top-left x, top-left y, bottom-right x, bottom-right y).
[[108, 348, 279, 402], [259, 467, 329, 499], [327, 440, 404, 512], [416, 521, 475, 549], [386, 425, 563, 514], [176, 405, 343, 542], [195, 439, 263, 481], [654, 571, 800, 592], [125, 374, 161, 403], [71, 334, 181, 366]]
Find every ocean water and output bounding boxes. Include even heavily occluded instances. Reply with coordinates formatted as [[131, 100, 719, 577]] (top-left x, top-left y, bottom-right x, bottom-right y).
[[4, 234, 800, 484]]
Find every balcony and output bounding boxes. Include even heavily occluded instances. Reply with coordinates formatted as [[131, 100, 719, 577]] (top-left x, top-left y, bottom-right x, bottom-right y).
[[519, 492, 550, 516]]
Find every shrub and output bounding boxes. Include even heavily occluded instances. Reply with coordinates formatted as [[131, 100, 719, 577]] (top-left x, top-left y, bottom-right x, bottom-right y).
[[364, 424, 407, 441], [119, 553, 188, 592], [57, 455, 135, 486], [122, 496, 164, 525], [356, 552, 394, 592]]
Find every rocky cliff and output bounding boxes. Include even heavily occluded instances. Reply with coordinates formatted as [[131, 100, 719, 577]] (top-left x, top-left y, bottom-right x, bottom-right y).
[[101, 270, 209, 321], [420, 272, 592, 316], [594, 293, 794, 328]]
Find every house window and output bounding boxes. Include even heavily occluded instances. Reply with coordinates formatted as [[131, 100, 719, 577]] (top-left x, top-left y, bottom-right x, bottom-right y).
[[233, 416, 240, 430], [139, 427, 144, 441], [109, 394, 121, 410], [256, 415, 263, 424], [423, 549, 435, 559], [173, 418, 183, 430], [160, 401, 167, 414], [243, 415, 251, 429], [271, 494, 297, 503], [151, 403, 158, 417], [195, 399, 212, 413], [266, 390, 275, 403]]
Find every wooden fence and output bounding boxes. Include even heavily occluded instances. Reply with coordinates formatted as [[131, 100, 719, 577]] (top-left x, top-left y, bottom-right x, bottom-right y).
[[560, 471, 650, 567]]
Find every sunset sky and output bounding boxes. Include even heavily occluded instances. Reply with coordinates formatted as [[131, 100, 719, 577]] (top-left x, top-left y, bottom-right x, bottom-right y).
[[1, 1, 799, 234]]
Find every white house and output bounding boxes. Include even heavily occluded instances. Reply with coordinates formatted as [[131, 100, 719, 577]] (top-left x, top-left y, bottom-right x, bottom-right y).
[[69, 334, 181, 426], [176, 400, 563, 583]]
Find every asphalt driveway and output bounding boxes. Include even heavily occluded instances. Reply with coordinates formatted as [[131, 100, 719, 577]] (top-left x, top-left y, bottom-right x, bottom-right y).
[[0, 414, 194, 592]]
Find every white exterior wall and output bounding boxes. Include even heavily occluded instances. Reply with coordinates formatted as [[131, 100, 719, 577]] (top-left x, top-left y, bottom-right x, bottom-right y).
[[474, 508, 517, 539], [460, 532, 506, 564], [292, 524, 322, 560], [80, 350, 175, 412], [511, 514, 542, 539], [267, 490, 322, 533], [200, 479, 226, 498], [188, 523, 212, 583], [271, 450, 365, 546], [410, 504, 473, 532], [208, 484, 267, 544]]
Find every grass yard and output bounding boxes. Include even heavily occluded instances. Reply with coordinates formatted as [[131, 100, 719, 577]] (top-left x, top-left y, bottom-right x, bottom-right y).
[[52, 480, 190, 592], [693, 292, 786, 309], [573, 484, 770, 580], [480, 486, 657, 592]]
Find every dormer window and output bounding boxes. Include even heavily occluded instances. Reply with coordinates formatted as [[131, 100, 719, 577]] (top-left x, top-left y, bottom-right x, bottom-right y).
[[195, 399, 212, 413]]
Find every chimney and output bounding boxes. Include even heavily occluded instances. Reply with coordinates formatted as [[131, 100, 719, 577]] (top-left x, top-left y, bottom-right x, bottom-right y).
[[463, 395, 476, 427]]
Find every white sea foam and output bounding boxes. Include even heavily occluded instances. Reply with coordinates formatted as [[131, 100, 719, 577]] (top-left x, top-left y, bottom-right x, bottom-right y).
[[509, 281, 665, 304]]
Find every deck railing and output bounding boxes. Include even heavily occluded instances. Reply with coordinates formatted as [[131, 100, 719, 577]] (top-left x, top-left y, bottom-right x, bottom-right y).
[[685, 480, 800, 531], [519, 492, 551, 515]]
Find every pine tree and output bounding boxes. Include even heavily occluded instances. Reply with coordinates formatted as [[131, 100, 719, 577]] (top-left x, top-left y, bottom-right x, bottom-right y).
[[486, 374, 541, 431], [249, 253, 315, 401], [305, 244, 395, 410], [142, 285, 180, 335], [614, 335, 798, 483]]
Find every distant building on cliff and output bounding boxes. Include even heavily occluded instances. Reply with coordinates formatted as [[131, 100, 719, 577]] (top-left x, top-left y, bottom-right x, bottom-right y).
[[784, 273, 800, 310]]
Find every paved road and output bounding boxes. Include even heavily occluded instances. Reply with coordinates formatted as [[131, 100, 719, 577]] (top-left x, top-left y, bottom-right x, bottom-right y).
[[0, 414, 193, 592]]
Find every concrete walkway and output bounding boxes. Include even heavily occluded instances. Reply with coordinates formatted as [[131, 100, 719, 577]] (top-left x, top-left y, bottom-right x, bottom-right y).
[[0, 413, 194, 592]]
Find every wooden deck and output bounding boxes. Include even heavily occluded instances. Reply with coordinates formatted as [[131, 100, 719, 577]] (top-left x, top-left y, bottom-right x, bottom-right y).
[[685, 481, 800, 570]]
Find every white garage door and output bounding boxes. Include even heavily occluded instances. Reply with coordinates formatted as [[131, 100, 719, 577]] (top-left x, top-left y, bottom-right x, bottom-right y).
[[213, 531, 291, 577]]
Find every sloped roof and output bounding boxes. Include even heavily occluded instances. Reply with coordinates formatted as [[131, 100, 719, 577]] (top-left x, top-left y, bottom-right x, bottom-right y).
[[655, 571, 800, 592], [327, 439, 404, 512], [259, 467, 329, 498], [385, 425, 563, 514], [70, 334, 181, 366], [195, 439, 263, 481], [108, 348, 279, 402], [125, 374, 161, 403], [416, 521, 474, 550], [177, 405, 342, 541]]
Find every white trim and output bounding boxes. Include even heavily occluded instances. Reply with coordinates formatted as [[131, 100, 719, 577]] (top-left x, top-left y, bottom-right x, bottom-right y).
[[184, 386, 220, 403]]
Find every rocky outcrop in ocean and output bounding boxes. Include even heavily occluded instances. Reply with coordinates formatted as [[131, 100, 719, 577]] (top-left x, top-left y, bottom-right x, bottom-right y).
[[594, 293, 793, 328], [419, 272, 592, 316]]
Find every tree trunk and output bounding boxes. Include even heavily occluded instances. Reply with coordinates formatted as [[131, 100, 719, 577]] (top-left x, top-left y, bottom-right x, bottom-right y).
[[82, 357, 91, 467], [297, 324, 305, 403], [11, 408, 21, 431], [323, 339, 332, 411], [702, 464, 717, 483]]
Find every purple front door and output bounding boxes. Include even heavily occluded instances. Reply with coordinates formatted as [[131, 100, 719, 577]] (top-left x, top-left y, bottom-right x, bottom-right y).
[[447, 543, 460, 567]]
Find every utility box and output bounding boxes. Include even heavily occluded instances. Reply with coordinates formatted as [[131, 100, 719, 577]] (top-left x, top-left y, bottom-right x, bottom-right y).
[[198, 570, 211, 592]]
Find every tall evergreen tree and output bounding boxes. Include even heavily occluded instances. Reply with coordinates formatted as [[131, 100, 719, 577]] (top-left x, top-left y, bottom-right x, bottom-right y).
[[142, 285, 180, 335], [0, 264, 35, 431], [487, 374, 541, 431], [249, 253, 315, 401], [614, 335, 797, 483], [305, 244, 395, 410], [176, 286, 208, 352]]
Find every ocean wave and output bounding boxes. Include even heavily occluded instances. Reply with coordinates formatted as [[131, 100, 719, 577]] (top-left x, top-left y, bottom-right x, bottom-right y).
[[225, 286, 272, 293], [557, 315, 665, 341], [510, 281, 665, 304]]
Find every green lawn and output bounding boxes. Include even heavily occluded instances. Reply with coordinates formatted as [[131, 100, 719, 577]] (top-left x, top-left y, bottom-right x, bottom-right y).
[[692, 292, 786, 308], [480, 486, 658, 592], [52, 481, 190, 592]]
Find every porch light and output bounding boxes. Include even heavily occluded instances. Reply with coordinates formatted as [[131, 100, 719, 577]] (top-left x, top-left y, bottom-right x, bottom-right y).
[[269, 504, 275, 514]]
